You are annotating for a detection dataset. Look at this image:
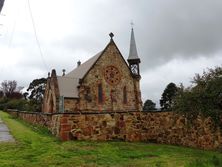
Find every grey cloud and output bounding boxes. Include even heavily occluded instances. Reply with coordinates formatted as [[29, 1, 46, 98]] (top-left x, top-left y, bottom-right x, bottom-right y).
[[1, 0, 222, 103], [133, 0, 222, 70]]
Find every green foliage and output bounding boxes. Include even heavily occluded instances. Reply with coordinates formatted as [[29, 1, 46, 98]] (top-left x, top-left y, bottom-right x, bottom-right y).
[[174, 66, 222, 128], [0, 78, 45, 112], [143, 99, 157, 111], [0, 80, 31, 111], [6, 99, 28, 111], [0, 97, 9, 110], [0, 98, 34, 111], [186, 155, 222, 167], [212, 155, 221, 167], [26, 78, 47, 102], [186, 159, 209, 167], [160, 82, 178, 111], [1, 111, 222, 167], [25, 78, 47, 112]]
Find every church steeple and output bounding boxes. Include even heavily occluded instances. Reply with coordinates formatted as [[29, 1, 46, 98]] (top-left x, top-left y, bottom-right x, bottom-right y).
[[127, 28, 141, 78], [0, 0, 5, 13], [128, 28, 139, 61]]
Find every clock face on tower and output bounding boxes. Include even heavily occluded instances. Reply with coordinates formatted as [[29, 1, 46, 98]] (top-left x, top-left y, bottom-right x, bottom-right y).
[[130, 64, 139, 75], [104, 66, 121, 85]]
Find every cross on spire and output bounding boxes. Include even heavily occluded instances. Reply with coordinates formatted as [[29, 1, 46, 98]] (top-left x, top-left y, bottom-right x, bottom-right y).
[[130, 21, 134, 29]]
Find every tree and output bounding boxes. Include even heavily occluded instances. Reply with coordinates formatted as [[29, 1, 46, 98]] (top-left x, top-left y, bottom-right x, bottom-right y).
[[174, 66, 222, 128], [0, 80, 23, 99], [1, 80, 17, 95], [0, 91, 3, 98], [143, 99, 156, 111], [26, 78, 47, 102], [160, 82, 178, 111], [26, 78, 47, 112], [23, 92, 29, 100], [8, 92, 23, 99]]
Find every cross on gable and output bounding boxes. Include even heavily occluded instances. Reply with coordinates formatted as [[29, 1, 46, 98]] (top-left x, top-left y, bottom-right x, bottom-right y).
[[109, 32, 114, 39]]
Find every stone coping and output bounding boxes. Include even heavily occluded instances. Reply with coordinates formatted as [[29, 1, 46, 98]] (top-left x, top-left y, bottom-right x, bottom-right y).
[[6, 109, 172, 116]]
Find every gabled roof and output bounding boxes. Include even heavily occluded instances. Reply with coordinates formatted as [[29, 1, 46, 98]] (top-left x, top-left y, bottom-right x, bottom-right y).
[[57, 76, 79, 98], [57, 51, 102, 98], [65, 51, 102, 79], [58, 38, 131, 98]]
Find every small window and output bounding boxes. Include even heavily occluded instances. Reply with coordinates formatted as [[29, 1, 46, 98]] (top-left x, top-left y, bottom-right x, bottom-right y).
[[123, 86, 127, 104], [98, 83, 103, 103]]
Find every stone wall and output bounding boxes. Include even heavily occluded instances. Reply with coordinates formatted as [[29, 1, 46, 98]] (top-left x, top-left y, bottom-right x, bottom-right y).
[[140, 112, 222, 150], [8, 110, 52, 127], [64, 98, 79, 112], [6, 110, 222, 150]]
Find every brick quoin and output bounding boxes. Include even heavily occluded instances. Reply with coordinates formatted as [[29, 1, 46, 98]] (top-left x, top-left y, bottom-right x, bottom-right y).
[[60, 117, 68, 124], [60, 132, 70, 141], [61, 124, 71, 131]]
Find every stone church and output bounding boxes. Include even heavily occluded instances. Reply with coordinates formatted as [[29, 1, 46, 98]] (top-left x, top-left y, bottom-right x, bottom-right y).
[[42, 29, 142, 113]]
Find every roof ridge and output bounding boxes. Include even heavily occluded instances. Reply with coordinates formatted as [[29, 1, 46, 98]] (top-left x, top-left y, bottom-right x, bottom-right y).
[[65, 51, 103, 79]]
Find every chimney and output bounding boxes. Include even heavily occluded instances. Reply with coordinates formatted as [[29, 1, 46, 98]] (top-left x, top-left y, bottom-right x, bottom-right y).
[[51, 69, 57, 77], [62, 69, 66, 76], [77, 60, 81, 67]]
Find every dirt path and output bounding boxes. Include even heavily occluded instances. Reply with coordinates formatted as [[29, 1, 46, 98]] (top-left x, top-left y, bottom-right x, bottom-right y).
[[0, 117, 15, 142]]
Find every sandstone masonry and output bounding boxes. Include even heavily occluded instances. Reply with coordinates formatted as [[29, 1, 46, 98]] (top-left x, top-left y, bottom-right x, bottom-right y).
[[7, 110, 222, 150], [42, 35, 142, 114]]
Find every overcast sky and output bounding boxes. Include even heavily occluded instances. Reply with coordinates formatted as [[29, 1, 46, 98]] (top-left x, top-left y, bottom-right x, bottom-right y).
[[0, 0, 222, 106]]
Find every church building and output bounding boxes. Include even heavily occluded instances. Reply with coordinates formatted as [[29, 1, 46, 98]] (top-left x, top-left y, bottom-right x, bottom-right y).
[[42, 29, 142, 113]]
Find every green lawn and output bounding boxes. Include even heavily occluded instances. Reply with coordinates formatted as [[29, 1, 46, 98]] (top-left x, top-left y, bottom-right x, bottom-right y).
[[0, 111, 221, 167]]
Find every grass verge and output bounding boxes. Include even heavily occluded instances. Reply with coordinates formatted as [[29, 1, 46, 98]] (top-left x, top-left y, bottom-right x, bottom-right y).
[[0, 111, 221, 167]]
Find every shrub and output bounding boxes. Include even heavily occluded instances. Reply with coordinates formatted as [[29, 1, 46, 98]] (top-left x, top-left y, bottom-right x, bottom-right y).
[[0, 97, 9, 110], [5, 99, 29, 111], [174, 66, 222, 129], [0, 98, 40, 112]]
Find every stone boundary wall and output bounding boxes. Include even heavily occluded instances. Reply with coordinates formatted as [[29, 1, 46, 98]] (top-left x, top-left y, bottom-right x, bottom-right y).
[[6, 110, 222, 150], [7, 109, 52, 128]]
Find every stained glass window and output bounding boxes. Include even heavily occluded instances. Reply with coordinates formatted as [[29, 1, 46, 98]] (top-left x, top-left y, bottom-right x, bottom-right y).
[[123, 86, 127, 104], [98, 83, 103, 103]]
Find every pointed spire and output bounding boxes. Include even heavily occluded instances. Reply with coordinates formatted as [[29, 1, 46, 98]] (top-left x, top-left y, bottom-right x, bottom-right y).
[[128, 26, 141, 78], [0, 0, 5, 13], [128, 28, 140, 61]]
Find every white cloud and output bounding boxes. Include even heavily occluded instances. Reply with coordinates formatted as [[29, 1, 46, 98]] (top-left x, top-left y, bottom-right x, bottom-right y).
[[141, 53, 222, 106], [0, 0, 222, 106]]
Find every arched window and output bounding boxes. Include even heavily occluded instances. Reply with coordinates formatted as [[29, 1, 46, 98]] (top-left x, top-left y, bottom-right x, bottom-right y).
[[123, 86, 127, 104], [98, 83, 103, 104]]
